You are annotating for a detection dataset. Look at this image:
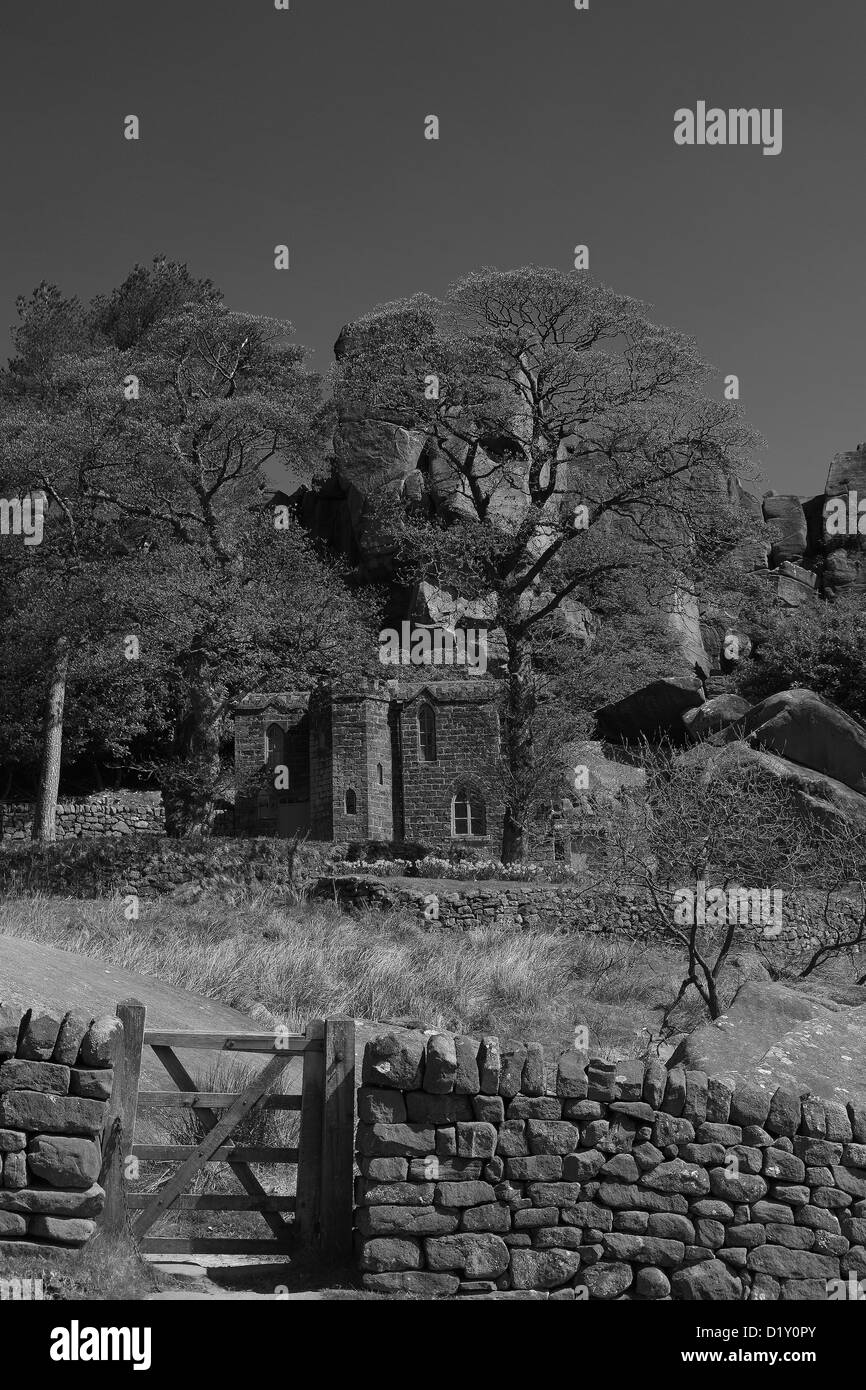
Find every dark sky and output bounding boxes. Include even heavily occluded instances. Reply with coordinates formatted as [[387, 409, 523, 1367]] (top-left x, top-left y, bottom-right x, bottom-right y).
[[1, 0, 863, 498]]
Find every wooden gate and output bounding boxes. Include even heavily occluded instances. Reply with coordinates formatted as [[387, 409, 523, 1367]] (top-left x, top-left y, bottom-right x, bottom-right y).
[[100, 1000, 355, 1259]]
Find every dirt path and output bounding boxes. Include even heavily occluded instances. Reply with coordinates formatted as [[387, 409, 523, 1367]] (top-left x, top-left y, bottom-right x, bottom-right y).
[[0, 933, 265, 1085], [144, 1255, 368, 1300]]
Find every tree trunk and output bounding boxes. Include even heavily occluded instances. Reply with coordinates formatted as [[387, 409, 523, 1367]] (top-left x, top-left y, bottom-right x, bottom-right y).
[[32, 636, 69, 843], [501, 629, 536, 863]]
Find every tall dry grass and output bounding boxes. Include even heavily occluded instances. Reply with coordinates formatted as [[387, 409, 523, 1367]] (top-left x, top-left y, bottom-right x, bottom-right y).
[[0, 888, 679, 1057]]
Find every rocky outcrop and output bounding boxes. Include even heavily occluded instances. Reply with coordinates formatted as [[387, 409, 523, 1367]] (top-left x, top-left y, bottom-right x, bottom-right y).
[[682, 694, 751, 742], [672, 590, 712, 680], [755, 447, 866, 601], [297, 357, 866, 771], [678, 737, 866, 831], [330, 412, 427, 578], [562, 741, 646, 803], [597, 676, 705, 740], [823, 548, 866, 600], [762, 495, 808, 567], [672, 981, 866, 1107], [741, 689, 866, 798]]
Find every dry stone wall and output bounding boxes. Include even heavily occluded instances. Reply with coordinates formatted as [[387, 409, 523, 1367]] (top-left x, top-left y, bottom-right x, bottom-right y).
[[0, 792, 165, 843], [0, 1004, 118, 1254], [327, 875, 856, 951], [355, 1030, 866, 1300]]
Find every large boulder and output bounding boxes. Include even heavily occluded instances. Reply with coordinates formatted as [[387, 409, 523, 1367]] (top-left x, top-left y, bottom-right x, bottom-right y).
[[677, 738, 866, 831], [741, 689, 866, 797], [682, 694, 751, 742], [823, 547, 866, 600], [560, 741, 647, 864], [597, 676, 705, 741], [763, 562, 819, 610], [665, 586, 711, 681], [562, 741, 646, 804], [405, 581, 508, 673], [825, 446, 866, 510], [712, 952, 772, 1015], [671, 980, 866, 1107]]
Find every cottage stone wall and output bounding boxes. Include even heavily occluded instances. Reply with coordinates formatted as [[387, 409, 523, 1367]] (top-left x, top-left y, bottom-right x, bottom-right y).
[[355, 1030, 866, 1300], [0, 1005, 118, 1253], [233, 693, 311, 835], [331, 690, 394, 843], [397, 683, 505, 852]]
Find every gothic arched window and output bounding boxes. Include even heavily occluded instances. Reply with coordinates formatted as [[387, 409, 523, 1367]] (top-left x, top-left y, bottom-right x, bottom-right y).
[[345, 788, 357, 815], [264, 723, 284, 769], [451, 788, 486, 838], [418, 703, 437, 762]]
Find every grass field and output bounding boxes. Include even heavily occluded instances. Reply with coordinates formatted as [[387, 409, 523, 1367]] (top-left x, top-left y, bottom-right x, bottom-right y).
[[1, 885, 860, 1291], [0, 888, 696, 1058]]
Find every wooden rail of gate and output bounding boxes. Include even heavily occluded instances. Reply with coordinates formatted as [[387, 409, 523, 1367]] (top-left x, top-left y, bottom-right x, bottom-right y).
[[99, 999, 355, 1259]]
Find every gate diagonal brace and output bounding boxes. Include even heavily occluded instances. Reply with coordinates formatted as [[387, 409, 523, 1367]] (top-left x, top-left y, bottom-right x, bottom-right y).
[[134, 1047, 294, 1242]]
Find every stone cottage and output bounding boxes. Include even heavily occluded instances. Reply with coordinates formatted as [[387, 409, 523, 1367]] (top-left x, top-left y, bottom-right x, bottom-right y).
[[233, 677, 508, 853]]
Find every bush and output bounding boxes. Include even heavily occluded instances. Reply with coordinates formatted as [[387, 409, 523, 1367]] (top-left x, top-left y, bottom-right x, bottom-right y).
[[736, 597, 866, 725]]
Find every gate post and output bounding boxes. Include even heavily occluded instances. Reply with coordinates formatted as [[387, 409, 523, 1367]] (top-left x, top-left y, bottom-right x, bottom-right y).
[[99, 998, 146, 1238], [296, 1018, 325, 1243], [319, 1016, 356, 1260]]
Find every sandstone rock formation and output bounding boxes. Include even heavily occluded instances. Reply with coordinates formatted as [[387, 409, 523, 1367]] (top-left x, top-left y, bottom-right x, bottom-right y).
[[677, 736, 866, 831], [741, 688, 866, 798], [597, 676, 705, 741], [682, 694, 751, 741], [762, 494, 807, 567], [672, 981, 866, 1106]]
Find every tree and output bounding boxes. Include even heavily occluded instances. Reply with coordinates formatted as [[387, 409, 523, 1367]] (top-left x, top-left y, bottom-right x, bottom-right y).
[[0, 258, 374, 836], [600, 739, 866, 1025], [0, 347, 152, 838], [333, 266, 761, 859], [735, 592, 866, 725], [90, 292, 372, 833]]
